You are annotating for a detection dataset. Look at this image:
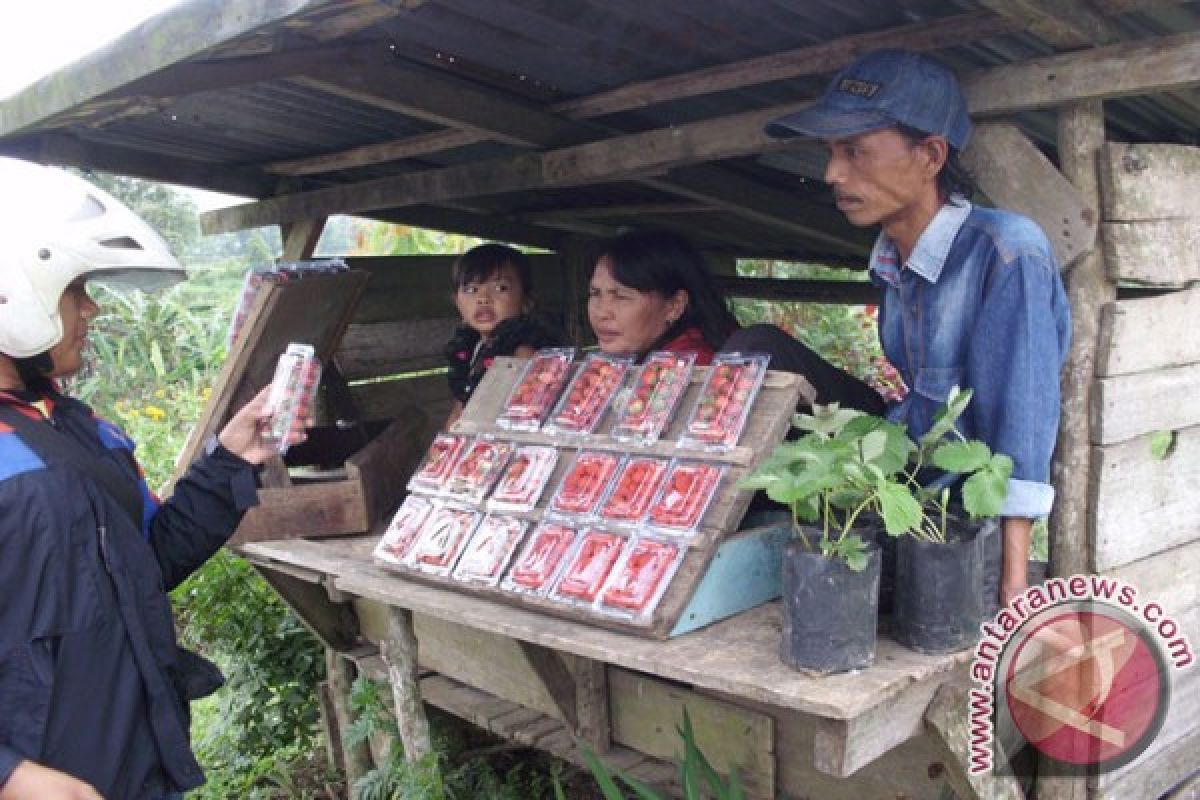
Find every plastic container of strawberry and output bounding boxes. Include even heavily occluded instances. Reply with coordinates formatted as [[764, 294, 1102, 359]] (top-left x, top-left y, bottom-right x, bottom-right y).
[[261, 343, 321, 455], [598, 536, 684, 619], [596, 456, 669, 527], [452, 514, 528, 585], [544, 353, 633, 435], [407, 433, 470, 495], [373, 495, 436, 567], [501, 523, 579, 595], [645, 460, 726, 536], [444, 436, 515, 504], [546, 450, 622, 519], [551, 529, 628, 604], [496, 347, 576, 431], [679, 352, 770, 451], [404, 504, 481, 575], [610, 351, 695, 444], [487, 444, 559, 512]]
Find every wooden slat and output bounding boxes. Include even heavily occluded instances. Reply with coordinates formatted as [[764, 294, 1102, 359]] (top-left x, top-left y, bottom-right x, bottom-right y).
[[1091, 643, 1200, 793], [923, 679, 1026, 800], [337, 318, 459, 381], [1107, 539, 1200, 622], [608, 667, 775, 797], [813, 675, 943, 778], [1091, 363, 1200, 444], [977, 0, 1117, 47], [1089, 425, 1200, 571], [1091, 726, 1200, 800], [1096, 288, 1200, 377], [411, 613, 570, 722], [1102, 219, 1200, 286], [962, 31, 1200, 116], [344, 253, 565, 326], [962, 121, 1095, 269], [1099, 142, 1200, 221], [348, 373, 452, 426]]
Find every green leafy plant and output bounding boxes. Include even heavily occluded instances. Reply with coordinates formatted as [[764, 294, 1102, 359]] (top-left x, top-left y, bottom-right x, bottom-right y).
[[569, 708, 744, 800], [740, 386, 1011, 570]]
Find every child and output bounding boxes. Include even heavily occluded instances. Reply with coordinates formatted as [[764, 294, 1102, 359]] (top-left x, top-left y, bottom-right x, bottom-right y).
[[444, 243, 558, 427]]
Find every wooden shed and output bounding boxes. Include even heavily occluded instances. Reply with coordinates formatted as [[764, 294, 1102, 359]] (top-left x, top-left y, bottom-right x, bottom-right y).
[[2, 1, 1197, 798]]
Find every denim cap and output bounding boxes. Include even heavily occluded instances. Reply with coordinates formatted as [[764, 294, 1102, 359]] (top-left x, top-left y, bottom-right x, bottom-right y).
[[765, 49, 972, 151]]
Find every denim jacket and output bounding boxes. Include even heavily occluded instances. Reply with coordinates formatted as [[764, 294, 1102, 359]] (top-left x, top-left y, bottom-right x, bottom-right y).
[[869, 196, 1071, 517]]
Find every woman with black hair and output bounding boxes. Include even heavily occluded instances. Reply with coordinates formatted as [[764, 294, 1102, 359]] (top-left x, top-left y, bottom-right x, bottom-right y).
[[587, 230, 738, 365], [587, 230, 884, 413]]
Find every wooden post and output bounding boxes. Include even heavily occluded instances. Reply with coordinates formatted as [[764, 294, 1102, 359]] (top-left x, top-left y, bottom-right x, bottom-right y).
[[1041, 98, 1115, 800], [326, 649, 372, 786], [379, 606, 434, 762], [557, 237, 594, 347], [574, 656, 611, 753], [1050, 99, 1115, 579]]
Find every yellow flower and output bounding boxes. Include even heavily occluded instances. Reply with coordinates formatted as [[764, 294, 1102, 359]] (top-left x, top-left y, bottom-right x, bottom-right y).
[[143, 405, 167, 422], [154, 389, 166, 399]]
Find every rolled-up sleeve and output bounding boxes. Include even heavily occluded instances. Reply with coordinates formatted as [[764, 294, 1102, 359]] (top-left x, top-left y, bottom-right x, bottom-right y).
[[967, 245, 1071, 518]]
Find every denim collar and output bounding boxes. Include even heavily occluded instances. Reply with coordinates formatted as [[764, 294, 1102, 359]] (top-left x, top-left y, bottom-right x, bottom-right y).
[[869, 194, 972, 287]]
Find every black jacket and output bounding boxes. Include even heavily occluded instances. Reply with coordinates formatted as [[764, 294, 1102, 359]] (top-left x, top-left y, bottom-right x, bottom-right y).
[[0, 390, 258, 799]]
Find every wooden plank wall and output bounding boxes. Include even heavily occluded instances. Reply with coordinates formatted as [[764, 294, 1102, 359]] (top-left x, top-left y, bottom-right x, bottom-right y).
[[1087, 142, 1200, 799]]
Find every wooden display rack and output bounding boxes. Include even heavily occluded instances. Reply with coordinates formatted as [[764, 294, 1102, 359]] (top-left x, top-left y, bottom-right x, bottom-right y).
[[384, 355, 813, 640], [174, 268, 424, 545]]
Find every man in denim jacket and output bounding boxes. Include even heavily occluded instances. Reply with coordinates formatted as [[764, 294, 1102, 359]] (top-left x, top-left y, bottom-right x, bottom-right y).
[[764, 49, 1072, 604]]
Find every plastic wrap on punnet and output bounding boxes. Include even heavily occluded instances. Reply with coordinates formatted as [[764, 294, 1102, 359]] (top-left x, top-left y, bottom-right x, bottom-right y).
[[496, 348, 576, 431], [261, 343, 321, 455], [544, 352, 633, 435], [679, 352, 770, 451], [610, 351, 695, 444], [373, 495, 436, 566]]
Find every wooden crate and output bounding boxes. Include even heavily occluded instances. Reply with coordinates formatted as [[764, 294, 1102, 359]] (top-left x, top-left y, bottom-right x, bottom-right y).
[[231, 417, 428, 545], [379, 355, 811, 639]]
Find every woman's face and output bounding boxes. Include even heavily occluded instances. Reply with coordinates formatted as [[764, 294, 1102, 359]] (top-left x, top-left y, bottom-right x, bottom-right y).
[[587, 257, 686, 355], [47, 281, 99, 378]]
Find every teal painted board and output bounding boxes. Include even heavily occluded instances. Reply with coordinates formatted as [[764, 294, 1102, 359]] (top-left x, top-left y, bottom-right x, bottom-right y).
[[670, 514, 791, 637]]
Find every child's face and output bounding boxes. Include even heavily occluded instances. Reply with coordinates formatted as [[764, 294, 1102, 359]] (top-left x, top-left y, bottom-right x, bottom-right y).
[[455, 264, 526, 339]]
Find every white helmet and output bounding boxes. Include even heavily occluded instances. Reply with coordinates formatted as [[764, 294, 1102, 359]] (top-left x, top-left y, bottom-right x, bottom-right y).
[[0, 158, 186, 358]]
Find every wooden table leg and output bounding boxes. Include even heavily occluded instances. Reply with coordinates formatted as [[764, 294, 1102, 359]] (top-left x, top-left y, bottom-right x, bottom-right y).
[[326, 649, 373, 784], [380, 606, 434, 762]]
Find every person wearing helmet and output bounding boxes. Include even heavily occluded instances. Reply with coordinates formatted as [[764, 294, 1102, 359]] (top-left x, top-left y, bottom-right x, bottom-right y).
[[0, 160, 307, 800]]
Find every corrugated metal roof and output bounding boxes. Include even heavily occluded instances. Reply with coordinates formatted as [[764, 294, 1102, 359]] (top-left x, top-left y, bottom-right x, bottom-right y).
[[1, 0, 1198, 256]]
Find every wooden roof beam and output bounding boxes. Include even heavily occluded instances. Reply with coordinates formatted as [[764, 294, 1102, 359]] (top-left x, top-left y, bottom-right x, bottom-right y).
[[200, 104, 797, 233], [977, 0, 1119, 48], [962, 29, 1200, 115], [0, 132, 274, 200]]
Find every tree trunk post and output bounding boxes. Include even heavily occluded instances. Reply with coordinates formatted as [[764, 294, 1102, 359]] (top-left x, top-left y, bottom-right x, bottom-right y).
[[1040, 97, 1115, 800], [379, 606, 434, 762]]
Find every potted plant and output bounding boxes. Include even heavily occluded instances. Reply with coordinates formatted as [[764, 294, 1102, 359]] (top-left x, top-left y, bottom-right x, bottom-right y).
[[889, 386, 1011, 654], [740, 404, 917, 673], [741, 387, 1011, 670]]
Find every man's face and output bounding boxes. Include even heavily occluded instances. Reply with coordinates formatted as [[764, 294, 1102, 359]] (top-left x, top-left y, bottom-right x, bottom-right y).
[[47, 280, 99, 378], [823, 128, 939, 230]]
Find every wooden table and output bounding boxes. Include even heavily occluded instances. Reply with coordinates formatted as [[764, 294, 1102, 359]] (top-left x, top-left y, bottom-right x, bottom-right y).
[[239, 534, 997, 799]]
